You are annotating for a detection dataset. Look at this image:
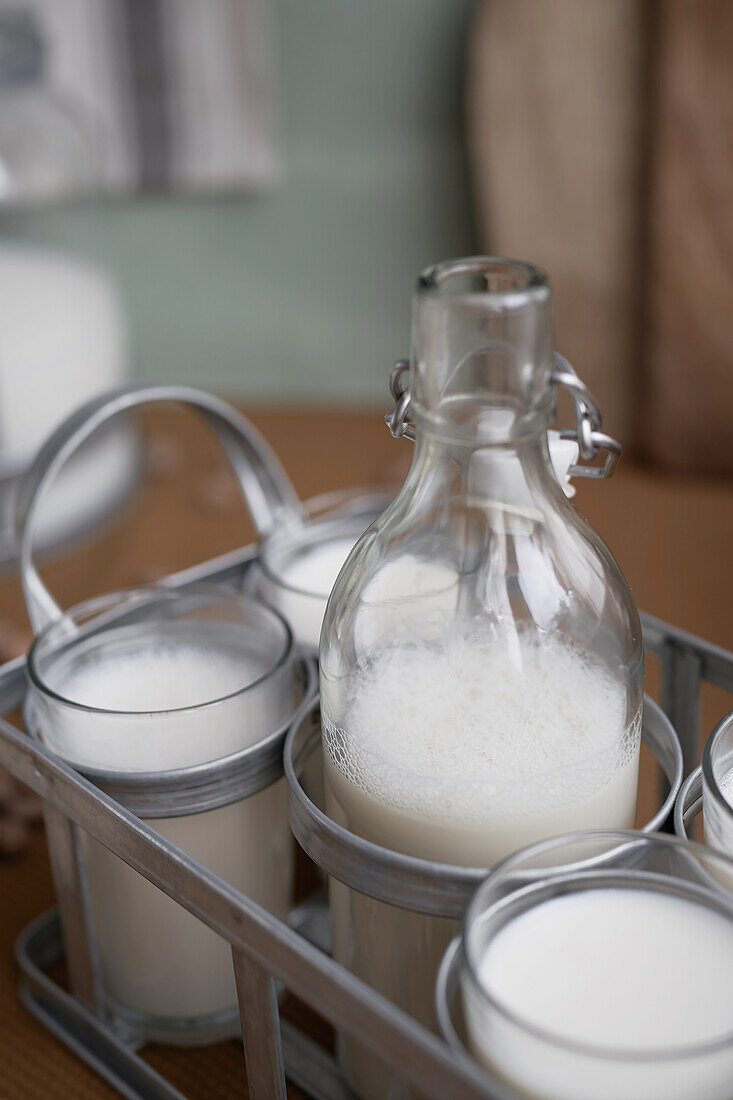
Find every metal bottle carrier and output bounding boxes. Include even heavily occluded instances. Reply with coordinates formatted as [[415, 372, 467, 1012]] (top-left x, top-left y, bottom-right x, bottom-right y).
[[0, 385, 731, 1099]]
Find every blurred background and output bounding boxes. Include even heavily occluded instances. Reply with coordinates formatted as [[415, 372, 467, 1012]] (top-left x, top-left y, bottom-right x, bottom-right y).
[[0, 0, 732, 591], [2, 0, 731, 483], [0, 8, 731, 1092], [0, 0, 473, 431]]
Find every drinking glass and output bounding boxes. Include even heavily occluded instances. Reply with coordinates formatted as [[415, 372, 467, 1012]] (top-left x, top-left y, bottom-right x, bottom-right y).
[[26, 583, 302, 1043], [438, 831, 733, 1100]]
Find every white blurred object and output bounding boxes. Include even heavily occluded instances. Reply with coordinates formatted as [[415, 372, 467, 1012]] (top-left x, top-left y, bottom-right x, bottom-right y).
[[0, 11, 139, 564], [0, 247, 138, 562], [0, 247, 127, 470]]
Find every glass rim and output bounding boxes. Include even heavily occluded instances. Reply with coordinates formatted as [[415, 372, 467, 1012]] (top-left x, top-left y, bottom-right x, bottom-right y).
[[417, 256, 550, 310], [27, 582, 294, 718], [461, 828, 733, 1063], [702, 709, 733, 825]]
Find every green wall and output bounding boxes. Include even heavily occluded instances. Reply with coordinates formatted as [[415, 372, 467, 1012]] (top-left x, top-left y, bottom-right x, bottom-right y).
[[8, 1, 476, 404]]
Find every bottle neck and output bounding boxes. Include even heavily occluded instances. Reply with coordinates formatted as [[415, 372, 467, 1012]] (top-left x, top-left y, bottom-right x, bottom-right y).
[[402, 424, 570, 524], [410, 257, 555, 448]]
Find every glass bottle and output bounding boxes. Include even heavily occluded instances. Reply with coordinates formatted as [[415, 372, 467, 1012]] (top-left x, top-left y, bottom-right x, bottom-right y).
[[319, 257, 643, 1100]]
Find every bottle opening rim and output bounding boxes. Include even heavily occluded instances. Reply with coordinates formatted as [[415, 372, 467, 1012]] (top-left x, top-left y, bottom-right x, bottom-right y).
[[418, 257, 550, 309]]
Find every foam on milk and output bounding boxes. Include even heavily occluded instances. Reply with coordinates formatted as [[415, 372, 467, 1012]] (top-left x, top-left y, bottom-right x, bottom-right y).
[[37, 636, 287, 772], [324, 632, 639, 831], [55, 642, 260, 707]]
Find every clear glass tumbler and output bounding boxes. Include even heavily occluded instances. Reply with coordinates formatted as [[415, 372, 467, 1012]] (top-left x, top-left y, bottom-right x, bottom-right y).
[[443, 831, 733, 1100], [25, 583, 300, 1043]]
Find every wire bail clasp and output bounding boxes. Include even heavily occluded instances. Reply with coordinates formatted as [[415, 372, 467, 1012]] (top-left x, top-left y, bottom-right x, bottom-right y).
[[384, 359, 415, 441], [550, 352, 622, 479]]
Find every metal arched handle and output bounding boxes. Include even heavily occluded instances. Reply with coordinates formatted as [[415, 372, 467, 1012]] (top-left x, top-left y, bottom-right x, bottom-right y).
[[16, 384, 304, 633]]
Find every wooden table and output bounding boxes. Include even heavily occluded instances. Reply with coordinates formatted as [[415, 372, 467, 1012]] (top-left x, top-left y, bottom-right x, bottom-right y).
[[0, 405, 731, 1099]]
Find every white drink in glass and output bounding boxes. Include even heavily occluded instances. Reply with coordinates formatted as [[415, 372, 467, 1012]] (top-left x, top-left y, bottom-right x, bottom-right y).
[[261, 536, 358, 649], [28, 632, 294, 1030], [323, 632, 640, 1099], [463, 888, 733, 1100]]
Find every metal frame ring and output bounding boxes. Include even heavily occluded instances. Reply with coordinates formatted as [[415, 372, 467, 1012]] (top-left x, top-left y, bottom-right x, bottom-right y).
[[674, 765, 703, 841], [285, 697, 682, 917]]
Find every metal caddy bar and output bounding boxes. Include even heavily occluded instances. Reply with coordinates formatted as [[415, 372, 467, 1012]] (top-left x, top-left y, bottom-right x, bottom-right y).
[[0, 543, 730, 1100], [641, 611, 733, 775]]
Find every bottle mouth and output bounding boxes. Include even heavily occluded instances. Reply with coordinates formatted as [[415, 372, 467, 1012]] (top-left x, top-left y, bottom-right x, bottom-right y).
[[418, 257, 550, 308], [410, 257, 554, 441]]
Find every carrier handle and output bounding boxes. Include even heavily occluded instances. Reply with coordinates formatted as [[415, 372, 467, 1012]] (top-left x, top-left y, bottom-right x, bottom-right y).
[[16, 384, 303, 632]]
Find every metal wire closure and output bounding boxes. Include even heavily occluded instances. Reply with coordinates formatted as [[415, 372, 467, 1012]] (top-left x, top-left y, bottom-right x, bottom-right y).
[[384, 359, 414, 441], [550, 352, 622, 479], [384, 352, 622, 478]]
